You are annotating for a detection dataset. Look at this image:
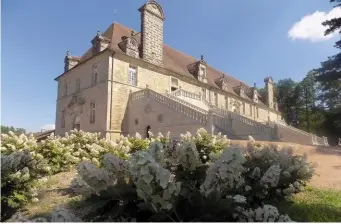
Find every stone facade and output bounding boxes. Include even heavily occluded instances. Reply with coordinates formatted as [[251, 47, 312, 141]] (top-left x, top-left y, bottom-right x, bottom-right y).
[[54, 1, 329, 146]]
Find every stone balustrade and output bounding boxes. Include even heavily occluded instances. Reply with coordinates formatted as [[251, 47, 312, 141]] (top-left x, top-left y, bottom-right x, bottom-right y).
[[131, 89, 208, 124], [170, 88, 201, 101], [131, 88, 330, 146]]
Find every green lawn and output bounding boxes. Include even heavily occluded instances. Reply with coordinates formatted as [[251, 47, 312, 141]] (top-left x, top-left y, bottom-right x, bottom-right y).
[[21, 170, 341, 222], [276, 187, 341, 222]]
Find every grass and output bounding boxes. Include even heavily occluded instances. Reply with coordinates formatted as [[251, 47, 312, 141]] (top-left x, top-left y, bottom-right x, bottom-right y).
[[276, 186, 341, 222], [21, 169, 81, 219], [18, 169, 341, 222]]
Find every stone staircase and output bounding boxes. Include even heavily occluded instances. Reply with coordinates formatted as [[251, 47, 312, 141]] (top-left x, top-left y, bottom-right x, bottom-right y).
[[130, 88, 329, 146]]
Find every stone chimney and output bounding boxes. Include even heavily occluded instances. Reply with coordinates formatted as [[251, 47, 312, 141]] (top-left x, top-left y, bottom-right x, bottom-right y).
[[91, 31, 110, 56], [264, 77, 274, 109], [253, 82, 259, 103], [64, 51, 80, 72], [139, 0, 165, 66]]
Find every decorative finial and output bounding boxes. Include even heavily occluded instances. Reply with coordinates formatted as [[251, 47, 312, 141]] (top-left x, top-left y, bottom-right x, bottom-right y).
[[254, 82, 256, 88], [96, 30, 101, 36], [131, 30, 135, 36], [200, 55, 204, 61], [66, 50, 70, 56]]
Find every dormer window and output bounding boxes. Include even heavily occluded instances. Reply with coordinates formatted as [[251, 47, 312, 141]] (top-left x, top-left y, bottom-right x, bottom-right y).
[[198, 66, 207, 83], [171, 77, 179, 92], [222, 80, 228, 91], [200, 67, 205, 78], [118, 33, 140, 59], [253, 89, 259, 103]]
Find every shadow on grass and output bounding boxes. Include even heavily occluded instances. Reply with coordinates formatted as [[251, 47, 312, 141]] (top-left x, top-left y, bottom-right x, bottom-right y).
[[275, 200, 341, 222]]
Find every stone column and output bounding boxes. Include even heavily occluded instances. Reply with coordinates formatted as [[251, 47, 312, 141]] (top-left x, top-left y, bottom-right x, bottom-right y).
[[207, 110, 214, 135], [311, 134, 316, 145]]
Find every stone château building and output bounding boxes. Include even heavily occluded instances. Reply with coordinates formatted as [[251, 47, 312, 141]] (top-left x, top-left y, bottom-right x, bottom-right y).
[[54, 1, 328, 146]]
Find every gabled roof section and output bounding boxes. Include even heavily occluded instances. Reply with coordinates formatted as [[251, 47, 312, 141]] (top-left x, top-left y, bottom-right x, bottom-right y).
[[61, 22, 268, 106]]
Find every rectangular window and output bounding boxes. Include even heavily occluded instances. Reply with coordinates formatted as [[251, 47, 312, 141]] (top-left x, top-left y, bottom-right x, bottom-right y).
[[257, 108, 259, 118], [225, 96, 228, 109], [171, 77, 178, 86], [200, 67, 206, 78], [90, 102, 96, 124], [171, 77, 178, 92], [201, 88, 207, 100], [214, 92, 218, 106], [61, 110, 65, 128], [250, 105, 253, 116], [243, 102, 246, 115], [63, 81, 67, 96], [75, 78, 80, 92], [92, 64, 98, 86], [128, 66, 137, 86]]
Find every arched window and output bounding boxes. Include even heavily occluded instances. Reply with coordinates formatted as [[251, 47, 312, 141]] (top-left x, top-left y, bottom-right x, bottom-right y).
[[146, 125, 151, 138], [73, 115, 80, 131]]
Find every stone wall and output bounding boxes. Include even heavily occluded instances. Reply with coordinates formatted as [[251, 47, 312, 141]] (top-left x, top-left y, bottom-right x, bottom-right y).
[[127, 93, 207, 138], [107, 56, 170, 140], [276, 125, 312, 145], [55, 51, 111, 137]]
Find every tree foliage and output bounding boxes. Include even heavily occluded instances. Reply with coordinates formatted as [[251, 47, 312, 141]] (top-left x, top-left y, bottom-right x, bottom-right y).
[[1, 125, 26, 135]]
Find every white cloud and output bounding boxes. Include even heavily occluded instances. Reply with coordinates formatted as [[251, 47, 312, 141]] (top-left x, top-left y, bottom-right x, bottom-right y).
[[288, 7, 341, 42], [41, 124, 55, 131]]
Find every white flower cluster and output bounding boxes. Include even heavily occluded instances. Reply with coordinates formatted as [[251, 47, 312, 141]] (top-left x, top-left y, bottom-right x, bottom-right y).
[[147, 141, 165, 164], [102, 153, 129, 181], [1, 150, 44, 204], [1, 131, 37, 155], [260, 165, 282, 187], [50, 206, 82, 222], [129, 150, 181, 211], [201, 147, 246, 197], [8, 212, 48, 222], [245, 136, 316, 197], [236, 204, 293, 222], [71, 161, 114, 196], [174, 138, 202, 171]]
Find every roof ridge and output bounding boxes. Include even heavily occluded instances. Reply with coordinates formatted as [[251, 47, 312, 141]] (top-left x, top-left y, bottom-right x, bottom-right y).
[[112, 23, 249, 88]]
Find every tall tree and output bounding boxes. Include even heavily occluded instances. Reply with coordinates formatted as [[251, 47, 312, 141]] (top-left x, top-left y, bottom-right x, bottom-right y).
[[297, 71, 317, 132], [1, 125, 26, 135], [275, 79, 302, 126], [314, 0, 341, 142]]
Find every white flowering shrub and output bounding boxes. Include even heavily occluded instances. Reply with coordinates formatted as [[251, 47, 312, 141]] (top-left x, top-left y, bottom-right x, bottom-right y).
[[1, 150, 50, 221], [180, 128, 231, 164], [238, 136, 317, 205], [66, 129, 314, 222], [34, 130, 133, 174], [7, 207, 81, 222], [1, 131, 38, 155]]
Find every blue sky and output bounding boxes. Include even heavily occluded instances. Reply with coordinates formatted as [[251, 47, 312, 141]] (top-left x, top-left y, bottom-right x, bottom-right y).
[[1, 0, 340, 132]]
